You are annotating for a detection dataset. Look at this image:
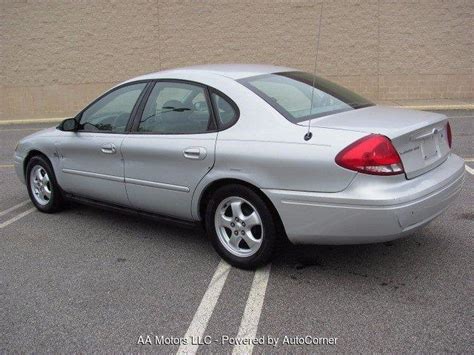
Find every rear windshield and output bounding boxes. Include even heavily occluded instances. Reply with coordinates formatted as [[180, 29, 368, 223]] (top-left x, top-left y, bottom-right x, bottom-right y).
[[238, 71, 373, 123]]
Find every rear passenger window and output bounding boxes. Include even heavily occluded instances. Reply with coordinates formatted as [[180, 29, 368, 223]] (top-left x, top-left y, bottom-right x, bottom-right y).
[[211, 93, 237, 128], [138, 82, 212, 134]]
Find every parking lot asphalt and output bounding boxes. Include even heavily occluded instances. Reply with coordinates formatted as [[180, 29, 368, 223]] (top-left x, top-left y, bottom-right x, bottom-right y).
[[1, 110, 473, 353]]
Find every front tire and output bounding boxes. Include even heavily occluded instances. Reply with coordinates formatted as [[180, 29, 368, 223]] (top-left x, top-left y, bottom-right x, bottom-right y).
[[26, 155, 64, 213], [205, 185, 277, 269]]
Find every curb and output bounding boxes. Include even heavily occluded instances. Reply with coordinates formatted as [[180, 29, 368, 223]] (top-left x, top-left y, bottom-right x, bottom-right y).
[[400, 104, 474, 110], [1, 104, 473, 125], [0, 117, 65, 126]]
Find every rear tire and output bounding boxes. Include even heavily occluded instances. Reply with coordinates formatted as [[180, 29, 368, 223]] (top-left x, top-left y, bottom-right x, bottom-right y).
[[205, 184, 277, 269], [26, 155, 64, 213]]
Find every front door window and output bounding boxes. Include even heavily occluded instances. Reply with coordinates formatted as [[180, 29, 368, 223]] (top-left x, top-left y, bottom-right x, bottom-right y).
[[78, 83, 146, 133]]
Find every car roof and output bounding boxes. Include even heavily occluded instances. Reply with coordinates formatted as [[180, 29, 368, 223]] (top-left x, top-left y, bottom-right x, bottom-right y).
[[128, 64, 296, 82]]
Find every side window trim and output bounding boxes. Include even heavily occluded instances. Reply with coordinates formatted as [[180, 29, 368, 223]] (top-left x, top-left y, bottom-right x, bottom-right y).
[[208, 88, 240, 130], [74, 80, 151, 134], [205, 86, 219, 132], [130, 81, 156, 132], [129, 79, 218, 135], [125, 81, 155, 132]]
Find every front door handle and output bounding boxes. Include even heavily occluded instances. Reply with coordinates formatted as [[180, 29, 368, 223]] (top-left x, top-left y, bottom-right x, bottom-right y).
[[101, 143, 117, 154], [183, 147, 207, 160]]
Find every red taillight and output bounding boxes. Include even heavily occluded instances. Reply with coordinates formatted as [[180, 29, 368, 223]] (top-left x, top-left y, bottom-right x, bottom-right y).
[[335, 134, 404, 176], [446, 122, 452, 148]]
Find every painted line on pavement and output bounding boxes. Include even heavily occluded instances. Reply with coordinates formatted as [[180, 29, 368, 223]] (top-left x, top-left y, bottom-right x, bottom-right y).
[[177, 260, 232, 355], [232, 264, 272, 355], [463, 158, 474, 162], [0, 207, 36, 229], [465, 165, 474, 175], [0, 200, 31, 218], [0, 164, 14, 168]]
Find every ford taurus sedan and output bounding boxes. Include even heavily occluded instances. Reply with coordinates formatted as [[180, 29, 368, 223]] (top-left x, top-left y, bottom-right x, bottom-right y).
[[14, 64, 465, 269]]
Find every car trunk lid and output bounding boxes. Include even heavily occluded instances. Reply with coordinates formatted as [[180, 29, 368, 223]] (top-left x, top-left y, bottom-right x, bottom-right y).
[[299, 106, 450, 179]]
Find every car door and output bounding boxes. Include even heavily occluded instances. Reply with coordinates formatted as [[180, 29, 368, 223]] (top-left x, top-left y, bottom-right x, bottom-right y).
[[56, 82, 148, 206], [121, 80, 218, 220]]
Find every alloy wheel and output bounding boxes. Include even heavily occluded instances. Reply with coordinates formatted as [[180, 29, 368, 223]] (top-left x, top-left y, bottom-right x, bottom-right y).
[[30, 165, 52, 206], [214, 196, 264, 257]]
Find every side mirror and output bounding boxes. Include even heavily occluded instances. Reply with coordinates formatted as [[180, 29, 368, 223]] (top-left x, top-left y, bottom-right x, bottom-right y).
[[59, 118, 79, 132]]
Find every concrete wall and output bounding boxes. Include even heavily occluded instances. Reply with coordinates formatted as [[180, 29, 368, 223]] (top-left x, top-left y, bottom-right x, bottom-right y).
[[1, 0, 473, 120]]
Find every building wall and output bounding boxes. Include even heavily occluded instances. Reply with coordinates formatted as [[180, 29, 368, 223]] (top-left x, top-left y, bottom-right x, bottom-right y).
[[1, 0, 473, 120]]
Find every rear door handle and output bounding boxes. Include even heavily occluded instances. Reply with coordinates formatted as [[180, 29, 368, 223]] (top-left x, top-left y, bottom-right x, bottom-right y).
[[183, 147, 207, 160], [101, 143, 117, 154]]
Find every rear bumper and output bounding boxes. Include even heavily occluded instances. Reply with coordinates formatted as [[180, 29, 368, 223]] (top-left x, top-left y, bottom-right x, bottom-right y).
[[264, 154, 465, 245]]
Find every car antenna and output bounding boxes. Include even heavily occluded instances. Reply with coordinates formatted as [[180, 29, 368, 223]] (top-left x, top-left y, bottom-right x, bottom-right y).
[[305, 3, 324, 142]]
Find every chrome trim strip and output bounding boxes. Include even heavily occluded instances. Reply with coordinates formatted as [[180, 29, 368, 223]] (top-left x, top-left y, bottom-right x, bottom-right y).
[[62, 168, 124, 182], [62, 168, 190, 192], [125, 177, 190, 193]]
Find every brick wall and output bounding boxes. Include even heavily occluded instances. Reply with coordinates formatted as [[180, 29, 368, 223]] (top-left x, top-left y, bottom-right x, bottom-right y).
[[1, 0, 473, 120]]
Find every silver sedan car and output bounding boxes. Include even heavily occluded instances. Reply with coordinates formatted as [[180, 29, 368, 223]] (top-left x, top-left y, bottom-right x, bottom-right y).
[[15, 64, 465, 269]]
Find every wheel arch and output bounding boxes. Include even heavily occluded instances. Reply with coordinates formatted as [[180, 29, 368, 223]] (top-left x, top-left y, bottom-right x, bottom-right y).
[[23, 149, 50, 177], [197, 178, 287, 239]]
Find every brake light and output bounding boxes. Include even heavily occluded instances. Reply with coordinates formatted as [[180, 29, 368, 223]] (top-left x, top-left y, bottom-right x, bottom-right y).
[[446, 122, 452, 148], [335, 134, 404, 176]]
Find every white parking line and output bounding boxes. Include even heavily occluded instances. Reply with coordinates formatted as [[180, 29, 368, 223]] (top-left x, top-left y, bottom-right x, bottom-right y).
[[0, 200, 31, 218], [465, 165, 474, 175], [177, 260, 232, 355], [0, 207, 36, 229], [232, 264, 272, 355], [0, 164, 14, 169]]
